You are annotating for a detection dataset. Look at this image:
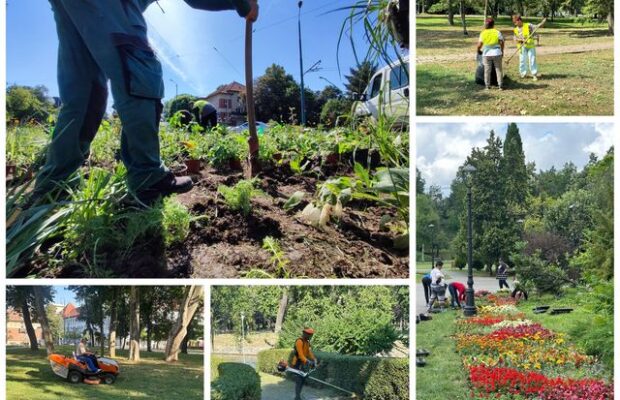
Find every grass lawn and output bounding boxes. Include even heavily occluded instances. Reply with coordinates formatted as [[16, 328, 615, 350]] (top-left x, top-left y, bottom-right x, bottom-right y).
[[416, 311, 469, 400], [416, 15, 614, 115], [213, 332, 277, 354], [6, 346, 204, 400]]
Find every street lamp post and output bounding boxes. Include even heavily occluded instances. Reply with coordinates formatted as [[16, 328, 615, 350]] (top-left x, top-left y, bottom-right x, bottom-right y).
[[297, 1, 306, 125], [428, 223, 435, 269], [463, 164, 477, 317], [169, 78, 178, 98]]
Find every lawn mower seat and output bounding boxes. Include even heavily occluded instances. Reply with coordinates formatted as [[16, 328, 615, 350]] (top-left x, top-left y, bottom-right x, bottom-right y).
[[475, 54, 499, 86]]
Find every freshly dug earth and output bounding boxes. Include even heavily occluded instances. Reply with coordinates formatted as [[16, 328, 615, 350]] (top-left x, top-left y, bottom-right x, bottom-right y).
[[168, 165, 409, 278]]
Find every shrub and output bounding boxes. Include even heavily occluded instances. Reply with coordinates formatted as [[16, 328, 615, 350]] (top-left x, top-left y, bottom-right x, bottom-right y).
[[472, 259, 485, 271], [211, 362, 261, 400], [278, 308, 398, 356], [256, 349, 408, 399], [453, 254, 466, 269]]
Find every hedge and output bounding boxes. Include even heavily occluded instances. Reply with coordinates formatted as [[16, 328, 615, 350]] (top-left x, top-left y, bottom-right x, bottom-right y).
[[257, 349, 409, 400], [211, 362, 261, 400]]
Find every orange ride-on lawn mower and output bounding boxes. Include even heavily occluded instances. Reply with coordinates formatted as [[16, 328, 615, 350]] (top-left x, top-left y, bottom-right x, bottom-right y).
[[49, 353, 119, 385]]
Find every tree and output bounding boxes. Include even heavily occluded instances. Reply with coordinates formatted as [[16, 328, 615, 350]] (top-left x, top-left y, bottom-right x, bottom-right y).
[[33, 286, 55, 355], [274, 287, 289, 333], [455, 130, 520, 274], [108, 287, 121, 358], [46, 304, 64, 345], [165, 286, 204, 362], [254, 64, 300, 123], [7, 84, 55, 124], [6, 286, 38, 351], [344, 61, 377, 97], [164, 94, 198, 120], [503, 123, 530, 208], [320, 98, 351, 127], [129, 287, 141, 362], [584, 0, 613, 34]]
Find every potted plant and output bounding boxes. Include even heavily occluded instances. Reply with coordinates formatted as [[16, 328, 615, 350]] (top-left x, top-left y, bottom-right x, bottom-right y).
[[181, 140, 202, 174]]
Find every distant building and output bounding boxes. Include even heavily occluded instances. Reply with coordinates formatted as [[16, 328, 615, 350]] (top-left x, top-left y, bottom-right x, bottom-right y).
[[6, 308, 42, 346], [62, 303, 111, 343], [203, 81, 246, 126]]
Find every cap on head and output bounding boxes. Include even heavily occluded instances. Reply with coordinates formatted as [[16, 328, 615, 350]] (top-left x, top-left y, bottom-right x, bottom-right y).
[[303, 328, 315, 335]]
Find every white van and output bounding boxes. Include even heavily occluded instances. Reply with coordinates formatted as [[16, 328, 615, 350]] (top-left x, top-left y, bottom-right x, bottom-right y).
[[352, 56, 409, 124]]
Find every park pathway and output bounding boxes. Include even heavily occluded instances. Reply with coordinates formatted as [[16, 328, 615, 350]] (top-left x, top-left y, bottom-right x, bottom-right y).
[[260, 373, 347, 400], [416, 269, 503, 315], [417, 41, 614, 64]]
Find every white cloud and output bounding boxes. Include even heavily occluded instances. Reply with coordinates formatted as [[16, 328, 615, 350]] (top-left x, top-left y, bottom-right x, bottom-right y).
[[584, 123, 615, 156], [417, 123, 614, 195]]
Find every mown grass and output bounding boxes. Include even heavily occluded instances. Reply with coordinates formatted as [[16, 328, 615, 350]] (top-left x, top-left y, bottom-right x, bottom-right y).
[[416, 15, 614, 115], [6, 346, 204, 400], [417, 50, 613, 115], [416, 311, 468, 400]]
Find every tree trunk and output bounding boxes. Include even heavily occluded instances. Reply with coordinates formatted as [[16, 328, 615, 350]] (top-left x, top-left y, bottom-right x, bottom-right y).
[[274, 288, 288, 333], [109, 289, 118, 358], [21, 297, 38, 351], [459, 1, 468, 35], [484, 0, 488, 20], [33, 287, 54, 355], [99, 315, 105, 355], [165, 286, 203, 363], [447, 0, 454, 25], [181, 334, 189, 354], [147, 318, 152, 352], [129, 287, 140, 362], [608, 3, 614, 35]]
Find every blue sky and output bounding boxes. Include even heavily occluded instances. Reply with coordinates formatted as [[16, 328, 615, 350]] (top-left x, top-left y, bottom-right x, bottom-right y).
[[52, 286, 77, 306], [417, 123, 615, 195], [7, 0, 399, 106]]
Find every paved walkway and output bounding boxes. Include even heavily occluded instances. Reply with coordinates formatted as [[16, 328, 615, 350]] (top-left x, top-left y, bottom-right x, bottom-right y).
[[416, 269, 505, 315], [260, 373, 347, 400]]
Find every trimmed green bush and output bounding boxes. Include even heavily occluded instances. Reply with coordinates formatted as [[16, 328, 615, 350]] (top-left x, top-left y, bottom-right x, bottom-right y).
[[257, 349, 409, 399], [211, 362, 261, 400]]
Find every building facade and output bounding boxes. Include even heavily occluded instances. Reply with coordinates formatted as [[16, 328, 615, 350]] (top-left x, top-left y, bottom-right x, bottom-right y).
[[203, 81, 246, 126]]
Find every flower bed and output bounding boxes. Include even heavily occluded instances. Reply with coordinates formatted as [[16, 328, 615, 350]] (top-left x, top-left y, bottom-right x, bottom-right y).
[[457, 295, 612, 399]]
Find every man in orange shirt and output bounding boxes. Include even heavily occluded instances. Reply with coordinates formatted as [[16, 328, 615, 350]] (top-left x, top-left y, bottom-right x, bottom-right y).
[[292, 327, 319, 400]]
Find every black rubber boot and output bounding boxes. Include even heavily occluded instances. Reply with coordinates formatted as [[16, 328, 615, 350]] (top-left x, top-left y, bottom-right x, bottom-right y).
[[136, 171, 193, 204]]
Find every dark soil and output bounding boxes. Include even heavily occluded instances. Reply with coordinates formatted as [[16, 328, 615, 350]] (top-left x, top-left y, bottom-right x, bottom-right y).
[[166, 165, 409, 278], [13, 162, 409, 279]]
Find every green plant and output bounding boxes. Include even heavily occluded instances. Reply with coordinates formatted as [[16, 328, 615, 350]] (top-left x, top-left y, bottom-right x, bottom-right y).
[[257, 349, 408, 399], [162, 197, 191, 247], [262, 236, 290, 278], [217, 179, 262, 216], [211, 362, 261, 400]]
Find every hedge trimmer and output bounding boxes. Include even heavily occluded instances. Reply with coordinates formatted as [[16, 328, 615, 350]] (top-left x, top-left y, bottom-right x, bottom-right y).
[[277, 361, 358, 398]]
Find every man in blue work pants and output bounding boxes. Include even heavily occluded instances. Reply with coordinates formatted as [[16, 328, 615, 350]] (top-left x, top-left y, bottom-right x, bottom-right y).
[[31, 0, 258, 205]]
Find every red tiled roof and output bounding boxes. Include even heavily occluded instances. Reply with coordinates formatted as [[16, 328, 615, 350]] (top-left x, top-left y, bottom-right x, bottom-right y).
[[205, 81, 246, 99], [62, 303, 80, 319]]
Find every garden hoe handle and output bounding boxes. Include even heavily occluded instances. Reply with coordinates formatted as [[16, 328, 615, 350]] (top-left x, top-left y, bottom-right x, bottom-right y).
[[245, 1, 261, 178]]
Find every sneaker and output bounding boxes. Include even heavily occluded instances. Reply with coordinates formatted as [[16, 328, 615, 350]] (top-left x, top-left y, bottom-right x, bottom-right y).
[[498, 87, 504, 91], [532, 75, 538, 81], [136, 171, 193, 204], [485, 86, 490, 91], [520, 74, 527, 78]]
